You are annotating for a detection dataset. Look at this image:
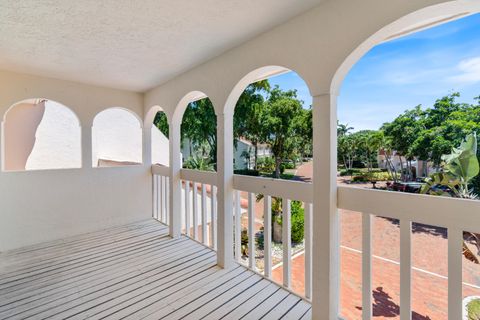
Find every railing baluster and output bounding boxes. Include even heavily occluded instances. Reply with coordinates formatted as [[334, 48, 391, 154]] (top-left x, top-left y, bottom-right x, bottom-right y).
[[153, 175, 157, 219], [248, 192, 256, 270], [362, 213, 373, 320], [264, 195, 272, 278], [202, 184, 208, 245], [160, 176, 165, 223], [283, 199, 291, 288], [211, 185, 217, 250], [193, 182, 198, 241], [165, 177, 170, 225], [157, 175, 160, 220], [304, 202, 313, 299], [235, 190, 241, 261], [185, 181, 191, 237], [448, 228, 463, 320], [400, 220, 412, 320]]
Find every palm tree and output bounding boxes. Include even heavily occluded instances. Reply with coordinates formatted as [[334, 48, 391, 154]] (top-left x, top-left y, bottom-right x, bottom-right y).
[[337, 121, 353, 137]]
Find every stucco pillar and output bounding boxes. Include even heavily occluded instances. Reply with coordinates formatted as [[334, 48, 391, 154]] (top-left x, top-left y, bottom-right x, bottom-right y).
[[82, 125, 92, 169], [311, 93, 340, 320], [216, 112, 234, 268], [169, 121, 182, 238], [143, 126, 152, 166]]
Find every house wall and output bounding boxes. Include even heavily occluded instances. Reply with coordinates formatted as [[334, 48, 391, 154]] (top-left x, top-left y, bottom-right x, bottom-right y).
[[0, 70, 150, 251], [3, 100, 46, 171], [234, 140, 253, 170], [92, 108, 143, 166]]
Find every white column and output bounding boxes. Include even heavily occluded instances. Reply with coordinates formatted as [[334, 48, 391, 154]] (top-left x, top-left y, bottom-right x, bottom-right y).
[[143, 125, 152, 166], [82, 125, 93, 169], [216, 113, 234, 268], [311, 93, 340, 320], [169, 121, 182, 238]]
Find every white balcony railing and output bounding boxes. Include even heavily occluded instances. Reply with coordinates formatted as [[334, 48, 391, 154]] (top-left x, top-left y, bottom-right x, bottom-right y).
[[180, 168, 218, 250], [152, 165, 170, 225], [232, 175, 313, 300], [152, 164, 480, 319], [338, 186, 480, 320]]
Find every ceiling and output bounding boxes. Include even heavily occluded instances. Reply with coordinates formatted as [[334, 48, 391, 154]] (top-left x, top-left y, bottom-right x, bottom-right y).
[[0, 0, 324, 92]]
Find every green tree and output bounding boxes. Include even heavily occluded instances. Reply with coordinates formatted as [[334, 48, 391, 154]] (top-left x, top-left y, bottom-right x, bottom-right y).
[[181, 98, 217, 168], [263, 86, 303, 178], [153, 111, 169, 137], [382, 105, 425, 180], [233, 81, 270, 170]]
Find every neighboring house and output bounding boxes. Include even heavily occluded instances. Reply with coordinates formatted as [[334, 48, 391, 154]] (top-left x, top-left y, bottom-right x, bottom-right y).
[[377, 149, 435, 178], [234, 138, 271, 170], [180, 137, 272, 170]]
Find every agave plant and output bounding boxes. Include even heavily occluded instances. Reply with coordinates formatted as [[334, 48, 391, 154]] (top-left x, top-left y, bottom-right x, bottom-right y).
[[421, 133, 480, 263]]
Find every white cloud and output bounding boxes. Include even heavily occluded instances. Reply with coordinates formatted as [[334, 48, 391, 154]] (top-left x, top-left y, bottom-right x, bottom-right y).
[[448, 56, 480, 84]]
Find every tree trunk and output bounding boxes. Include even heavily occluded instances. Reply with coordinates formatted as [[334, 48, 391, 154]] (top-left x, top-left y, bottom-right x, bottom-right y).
[[399, 155, 405, 181], [274, 157, 281, 178], [254, 144, 258, 171], [273, 219, 282, 243]]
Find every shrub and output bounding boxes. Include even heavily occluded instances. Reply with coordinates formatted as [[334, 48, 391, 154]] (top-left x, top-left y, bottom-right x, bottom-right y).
[[234, 169, 259, 176], [339, 168, 362, 176], [241, 228, 249, 256], [257, 157, 275, 173], [256, 227, 264, 250], [290, 201, 305, 243], [351, 171, 396, 182], [468, 298, 480, 320], [276, 200, 304, 244], [281, 162, 296, 170]]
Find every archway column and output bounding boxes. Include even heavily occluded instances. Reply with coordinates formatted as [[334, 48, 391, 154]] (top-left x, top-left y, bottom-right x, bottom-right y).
[[311, 93, 340, 320], [169, 120, 182, 238], [216, 112, 234, 268], [82, 125, 92, 169]]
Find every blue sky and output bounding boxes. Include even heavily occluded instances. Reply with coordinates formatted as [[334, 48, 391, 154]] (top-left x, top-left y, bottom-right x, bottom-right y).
[[268, 13, 480, 132]]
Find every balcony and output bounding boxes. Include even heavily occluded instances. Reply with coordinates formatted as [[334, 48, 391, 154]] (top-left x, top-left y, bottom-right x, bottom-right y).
[[1, 1, 480, 320]]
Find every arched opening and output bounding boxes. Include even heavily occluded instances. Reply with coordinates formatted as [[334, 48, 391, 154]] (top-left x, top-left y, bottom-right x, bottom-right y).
[[92, 108, 142, 167], [180, 95, 217, 172], [2, 99, 81, 171], [227, 66, 313, 296], [333, 10, 480, 320], [151, 109, 169, 166]]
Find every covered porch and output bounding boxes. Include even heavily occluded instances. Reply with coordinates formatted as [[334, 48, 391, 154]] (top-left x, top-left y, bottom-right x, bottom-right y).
[[1, 1, 480, 320]]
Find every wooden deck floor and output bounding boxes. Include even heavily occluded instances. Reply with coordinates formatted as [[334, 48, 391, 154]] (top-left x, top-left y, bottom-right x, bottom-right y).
[[0, 219, 311, 319]]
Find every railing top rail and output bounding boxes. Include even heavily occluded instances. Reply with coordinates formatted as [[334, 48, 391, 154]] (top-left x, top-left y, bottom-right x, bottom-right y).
[[233, 174, 313, 203], [338, 185, 480, 232], [151, 164, 170, 176], [180, 168, 217, 186]]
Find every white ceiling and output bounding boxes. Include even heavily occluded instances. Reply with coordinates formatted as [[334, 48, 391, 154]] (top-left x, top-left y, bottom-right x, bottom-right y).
[[0, 0, 324, 92]]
